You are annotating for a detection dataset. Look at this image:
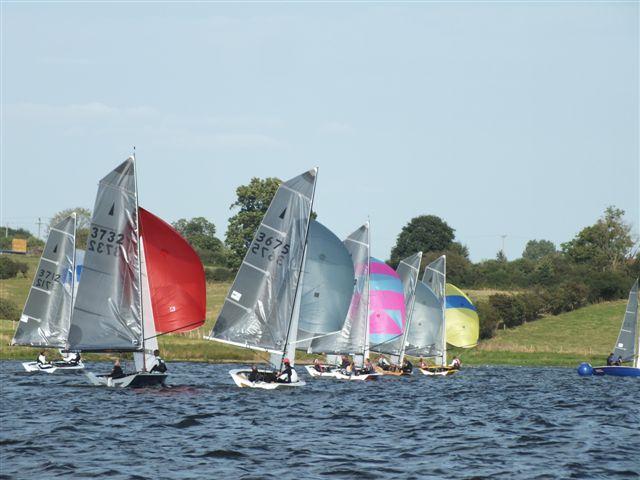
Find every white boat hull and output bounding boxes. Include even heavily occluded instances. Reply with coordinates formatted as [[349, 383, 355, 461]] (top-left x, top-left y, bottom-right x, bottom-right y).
[[85, 371, 167, 388], [22, 361, 85, 373], [304, 365, 338, 378], [333, 371, 380, 381], [229, 368, 306, 389], [419, 366, 458, 376]]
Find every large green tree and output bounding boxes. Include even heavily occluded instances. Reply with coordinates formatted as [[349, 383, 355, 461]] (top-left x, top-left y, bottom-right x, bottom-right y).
[[225, 177, 282, 268], [561, 206, 635, 272], [389, 215, 455, 267], [522, 239, 556, 261], [172, 217, 226, 266], [49, 207, 92, 248]]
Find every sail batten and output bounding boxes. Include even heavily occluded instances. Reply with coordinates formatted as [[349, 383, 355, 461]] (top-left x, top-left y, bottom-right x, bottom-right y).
[[12, 215, 76, 348]]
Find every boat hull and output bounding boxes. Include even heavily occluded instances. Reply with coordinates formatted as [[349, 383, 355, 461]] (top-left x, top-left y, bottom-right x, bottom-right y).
[[22, 361, 85, 373], [304, 365, 338, 378], [419, 366, 458, 377], [229, 368, 306, 389], [333, 371, 380, 381], [85, 371, 167, 388], [592, 366, 640, 377], [374, 366, 412, 376]]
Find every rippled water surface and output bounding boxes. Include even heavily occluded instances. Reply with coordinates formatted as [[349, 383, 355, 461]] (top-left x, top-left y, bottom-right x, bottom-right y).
[[1, 362, 639, 479]]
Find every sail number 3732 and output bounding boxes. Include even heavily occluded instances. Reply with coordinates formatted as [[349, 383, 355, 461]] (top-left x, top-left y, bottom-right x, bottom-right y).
[[88, 227, 124, 256], [250, 232, 289, 266]]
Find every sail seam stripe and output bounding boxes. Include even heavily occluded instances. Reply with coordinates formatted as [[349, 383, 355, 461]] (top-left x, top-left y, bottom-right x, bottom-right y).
[[99, 182, 136, 195], [401, 261, 419, 272], [242, 261, 270, 276], [345, 238, 368, 247], [279, 183, 311, 202], [31, 286, 51, 295], [426, 266, 445, 275], [49, 227, 74, 238], [625, 311, 635, 314], [224, 297, 252, 312], [40, 257, 59, 265], [261, 223, 287, 236]]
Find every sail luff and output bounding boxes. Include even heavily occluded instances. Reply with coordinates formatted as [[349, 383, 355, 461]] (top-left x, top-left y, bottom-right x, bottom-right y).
[[442, 255, 447, 366], [133, 154, 146, 371], [363, 221, 371, 363], [613, 279, 638, 364], [398, 252, 422, 365], [69, 213, 77, 344]]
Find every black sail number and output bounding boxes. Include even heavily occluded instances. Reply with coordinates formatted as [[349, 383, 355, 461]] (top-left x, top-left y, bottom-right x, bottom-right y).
[[250, 232, 289, 266], [88, 226, 124, 257], [35, 268, 61, 290]]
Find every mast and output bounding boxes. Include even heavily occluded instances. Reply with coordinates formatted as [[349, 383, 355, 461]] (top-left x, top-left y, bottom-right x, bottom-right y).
[[132, 148, 146, 372], [363, 219, 371, 362], [398, 252, 422, 365], [68, 212, 77, 350], [279, 167, 318, 371], [441, 255, 447, 367]]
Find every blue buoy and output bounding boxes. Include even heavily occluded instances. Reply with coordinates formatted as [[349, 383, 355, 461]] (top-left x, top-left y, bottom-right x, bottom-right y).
[[577, 362, 593, 376]]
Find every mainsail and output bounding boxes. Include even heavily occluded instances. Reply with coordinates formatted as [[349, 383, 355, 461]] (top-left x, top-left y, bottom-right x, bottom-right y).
[[369, 258, 405, 355], [296, 219, 355, 347], [395, 252, 422, 363], [612, 279, 638, 364], [309, 223, 370, 361], [209, 169, 317, 359], [445, 283, 479, 349], [68, 158, 143, 351], [12, 215, 76, 348]]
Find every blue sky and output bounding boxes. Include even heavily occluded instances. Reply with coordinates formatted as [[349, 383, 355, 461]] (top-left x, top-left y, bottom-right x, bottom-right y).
[[1, 2, 638, 261]]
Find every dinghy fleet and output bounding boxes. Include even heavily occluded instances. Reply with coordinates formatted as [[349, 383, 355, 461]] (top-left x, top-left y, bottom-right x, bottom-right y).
[[11, 158, 637, 386]]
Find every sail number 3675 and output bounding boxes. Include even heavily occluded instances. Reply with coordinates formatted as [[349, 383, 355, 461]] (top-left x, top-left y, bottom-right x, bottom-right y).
[[88, 227, 124, 256], [250, 232, 289, 266]]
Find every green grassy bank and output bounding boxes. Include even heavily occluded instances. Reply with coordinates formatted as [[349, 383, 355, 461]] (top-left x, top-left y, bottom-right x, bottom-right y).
[[0, 255, 624, 367]]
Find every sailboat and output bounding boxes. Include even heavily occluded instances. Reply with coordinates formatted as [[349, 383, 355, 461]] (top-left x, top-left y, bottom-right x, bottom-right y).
[[304, 222, 380, 381], [370, 252, 422, 376], [68, 157, 206, 388], [12, 214, 85, 373], [206, 168, 317, 389], [578, 279, 640, 377]]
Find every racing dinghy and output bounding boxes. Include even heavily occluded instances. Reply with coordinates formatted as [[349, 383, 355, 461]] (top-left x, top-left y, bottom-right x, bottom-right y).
[[305, 222, 380, 381], [206, 169, 318, 389], [370, 253, 422, 376], [68, 157, 206, 388], [578, 279, 639, 377], [12, 214, 85, 373]]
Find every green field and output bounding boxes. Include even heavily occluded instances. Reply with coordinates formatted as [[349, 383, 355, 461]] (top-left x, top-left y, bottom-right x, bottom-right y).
[[0, 254, 625, 367]]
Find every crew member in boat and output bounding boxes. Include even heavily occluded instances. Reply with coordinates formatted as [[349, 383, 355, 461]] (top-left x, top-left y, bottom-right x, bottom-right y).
[[36, 350, 49, 367], [401, 359, 413, 374], [377, 356, 391, 371], [313, 358, 325, 373], [340, 355, 351, 369], [347, 360, 358, 376], [149, 349, 167, 373], [606, 353, 615, 366], [614, 355, 623, 366], [450, 356, 462, 369], [109, 359, 125, 379], [248, 365, 262, 382], [276, 358, 297, 383], [362, 358, 375, 374]]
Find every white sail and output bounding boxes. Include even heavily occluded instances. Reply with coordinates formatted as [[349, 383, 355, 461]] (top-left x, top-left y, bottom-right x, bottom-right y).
[[418, 255, 447, 365], [613, 279, 638, 365], [134, 237, 159, 371]]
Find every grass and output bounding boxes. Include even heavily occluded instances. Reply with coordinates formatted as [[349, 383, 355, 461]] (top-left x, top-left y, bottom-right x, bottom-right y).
[[0, 254, 627, 367]]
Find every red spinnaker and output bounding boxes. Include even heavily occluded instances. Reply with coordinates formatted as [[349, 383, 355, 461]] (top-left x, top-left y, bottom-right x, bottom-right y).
[[139, 207, 206, 333]]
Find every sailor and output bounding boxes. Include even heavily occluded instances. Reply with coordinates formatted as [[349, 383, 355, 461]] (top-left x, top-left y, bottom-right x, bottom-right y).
[[72, 352, 81, 365], [362, 358, 375, 374], [276, 358, 295, 383], [401, 359, 413, 374], [419, 357, 427, 369], [149, 349, 167, 373], [614, 355, 623, 366], [450, 356, 462, 369], [313, 358, 325, 373], [348, 361, 359, 376], [36, 350, 48, 366], [248, 365, 261, 382], [606, 353, 615, 366], [109, 359, 125, 379], [340, 355, 351, 369], [377, 356, 391, 371]]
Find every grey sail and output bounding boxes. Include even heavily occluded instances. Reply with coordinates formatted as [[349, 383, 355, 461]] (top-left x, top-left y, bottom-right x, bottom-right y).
[[68, 158, 143, 351], [613, 279, 638, 363], [310, 222, 369, 357], [373, 251, 422, 360], [210, 169, 317, 354], [12, 215, 76, 348], [423, 255, 446, 302], [296, 220, 355, 348], [403, 282, 443, 358]]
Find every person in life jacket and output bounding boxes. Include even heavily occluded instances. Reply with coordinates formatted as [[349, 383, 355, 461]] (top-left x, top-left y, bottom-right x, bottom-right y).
[[340, 355, 351, 369], [109, 359, 125, 379], [606, 353, 615, 366], [401, 359, 413, 374], [377, 356, 391, 371], [150, 349, 167, 373], [313, 358, 325, 373], [248, 365, 262, 382], [450, 356, 462, 369], [36, 350, 49, 367], [276, 358, 298, 383], [362, 358, 375, 374]]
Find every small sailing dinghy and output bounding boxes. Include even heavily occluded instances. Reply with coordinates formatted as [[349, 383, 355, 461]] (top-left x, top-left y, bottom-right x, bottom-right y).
[[206, 168, 318, 389], [12, 214, 85, 373], [305, 222, 379, 381], [370, 253, 422, 376], [578, 279, 639, 378], [69, 157, 206, 388]]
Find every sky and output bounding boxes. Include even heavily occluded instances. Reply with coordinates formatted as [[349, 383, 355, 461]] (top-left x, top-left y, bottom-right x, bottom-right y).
[[1, 2, 638, 261]]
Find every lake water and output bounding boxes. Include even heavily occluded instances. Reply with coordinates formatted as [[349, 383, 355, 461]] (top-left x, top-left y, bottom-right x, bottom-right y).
[[1, 362, 638, 479]]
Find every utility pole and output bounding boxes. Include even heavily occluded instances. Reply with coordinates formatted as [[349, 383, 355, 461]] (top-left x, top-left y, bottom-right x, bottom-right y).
[[36, 217, 44, 239], [500, 234, 507, 255]]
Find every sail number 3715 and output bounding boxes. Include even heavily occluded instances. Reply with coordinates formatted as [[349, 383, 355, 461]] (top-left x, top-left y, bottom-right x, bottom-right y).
[[250, 232, 289, 266]]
